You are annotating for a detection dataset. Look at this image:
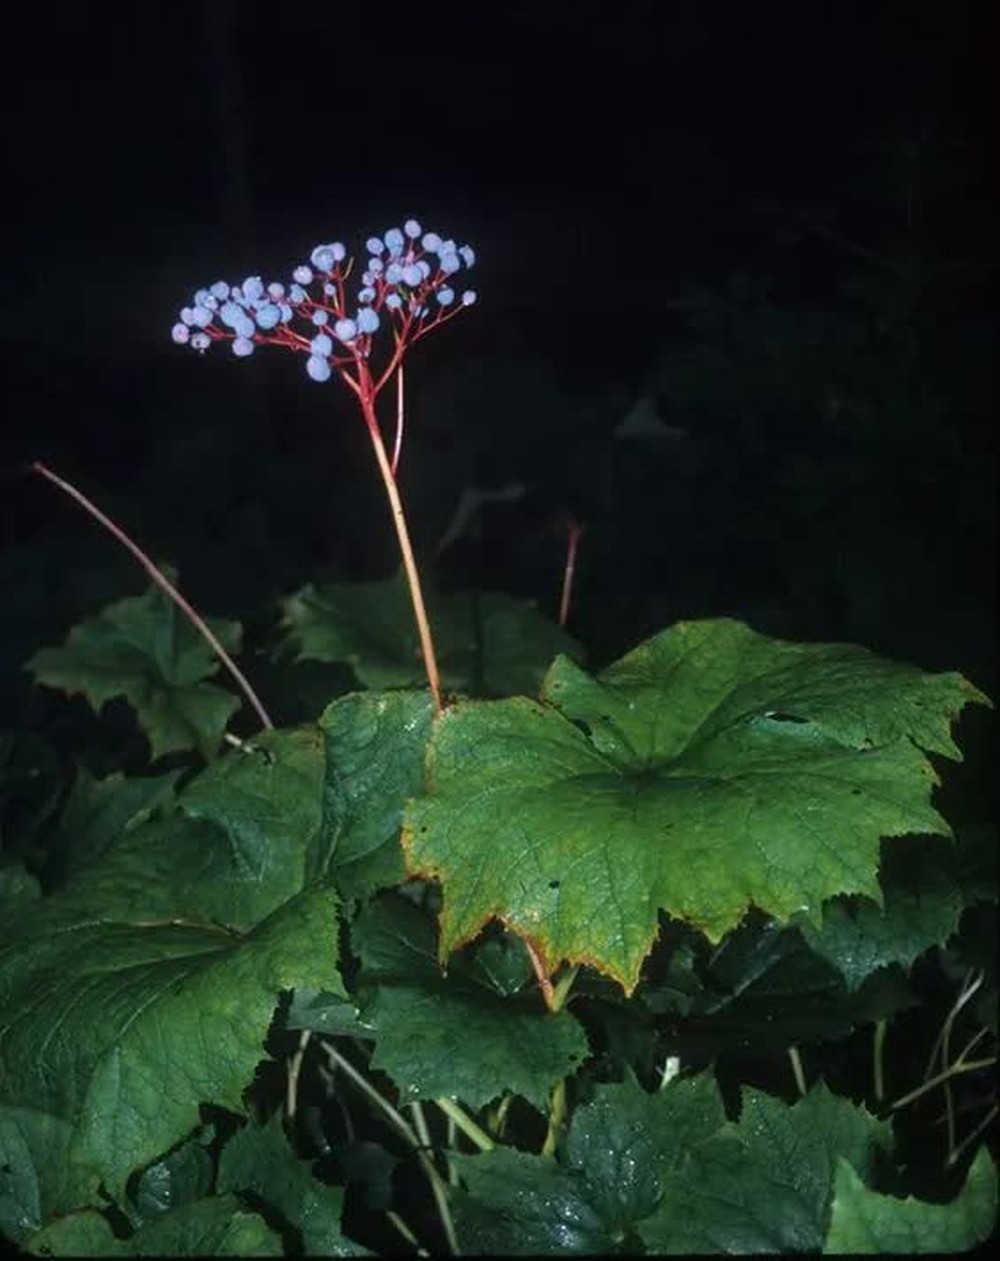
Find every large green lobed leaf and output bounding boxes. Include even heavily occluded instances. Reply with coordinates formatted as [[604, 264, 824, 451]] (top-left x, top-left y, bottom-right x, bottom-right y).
[[449, 1074, 890, 1255], [282, 570, 581, 698], [824, 1148, 997, 1253], [27, 584, 243, 760], [404, 619, 989, 993], [217, 1112, 368, 1255], [349, 894, 588, 1109], [0, 750, 342, 1211]]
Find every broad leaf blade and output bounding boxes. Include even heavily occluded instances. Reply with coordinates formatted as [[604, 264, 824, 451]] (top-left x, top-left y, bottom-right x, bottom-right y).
[[282, 572, 580, 698], [217, 1113, 367, 1255], [0, 886, 341, 1202], [824, 1149, 997, 1254], [318, 691, 434, 894], [28, 584, 243, 760], [404, 620, 988, 992], [351, 894, 588, 1109], [639, 1083, 890, 1254]]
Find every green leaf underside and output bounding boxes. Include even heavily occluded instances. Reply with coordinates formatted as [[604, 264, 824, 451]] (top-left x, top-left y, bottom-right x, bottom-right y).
[[28, 584, 243, 760], [450, 1074, 890, 1255], [404, 620, 987, 993], [824, 1148, 997, 1253], [350, 894, 588, 1108], [282, 570, 581, 697], [0, 886, 341, 1203]]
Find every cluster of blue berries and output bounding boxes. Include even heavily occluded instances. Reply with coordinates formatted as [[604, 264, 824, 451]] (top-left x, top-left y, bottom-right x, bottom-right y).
[[172, 220, 476, 384]]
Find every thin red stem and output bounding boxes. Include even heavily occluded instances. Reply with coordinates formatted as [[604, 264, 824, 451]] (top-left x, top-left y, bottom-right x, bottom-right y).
[[558, 516, 584, 629], [523, 939, 556, 1009], [31, 461, 274, 732], [391, 363, 405, 477], [353, 375, 442, 715]]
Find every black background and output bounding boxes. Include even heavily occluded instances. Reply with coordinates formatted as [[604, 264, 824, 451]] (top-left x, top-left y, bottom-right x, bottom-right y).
[[2, 2, 995, 719]]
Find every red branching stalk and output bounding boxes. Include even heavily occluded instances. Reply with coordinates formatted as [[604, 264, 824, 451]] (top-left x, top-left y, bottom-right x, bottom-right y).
[[175, 227, 476, 718], [31, 461, 275, 732]]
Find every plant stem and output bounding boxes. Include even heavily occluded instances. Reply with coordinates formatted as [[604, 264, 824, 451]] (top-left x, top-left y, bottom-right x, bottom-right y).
[[436, 1097, 494, 1152], [286, 1029, 311, 1118], [386, 1211, 426, 1255], [873, 1018, 887, 1103], [391, 364, 405, 476], [550, 965, 579, 1013], [523, 939, 555, 1009], [788, 1045, 807, 1098], [890, 1053, 996, 1111], [31, 460, 274, 732], [321, 1040, 457, 1254], [558, 516, 583, 629], [358, 394, 443, 714], [946, 1102, 999, 1170], [541, 1079, 567, 1157]]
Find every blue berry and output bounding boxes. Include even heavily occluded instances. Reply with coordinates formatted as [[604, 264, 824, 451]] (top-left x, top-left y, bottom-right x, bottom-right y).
[[356, 307, 380, 334], [385, 292, 403, 310], [311, 245, 337, 272], [421, 232, 441, 253], [307, 355, 332, 382], [384, 227, 405, 256], [267, 281, 286, 299], [233, 336, 255, 357], [190, 332, 211, 352], [293, 265, 313, 285], [210, 280, 230, 299], [311, 332, 333, 356], [358, 286, 377, 303], [385, 262, 404, 285], [171, 323, 191, 344], [191, 305, 214, 328], [459, 245, 475, 267], [289, 282, 308, 303], [256, 303, 282, 330], [334, 317, 357, 342], [404, 218, 422, 238], [366, 236, 384, 255], [437, 287, 455, 305], [461, 290, 477, 306], [401, 263, 422, 286], [220, 301, 243, 329], [440, 252, 461, 275], [311, 309, 329, 326]]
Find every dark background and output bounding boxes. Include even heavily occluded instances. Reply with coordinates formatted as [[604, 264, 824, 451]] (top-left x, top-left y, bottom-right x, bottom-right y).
[[2, 2, 996, 757]]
